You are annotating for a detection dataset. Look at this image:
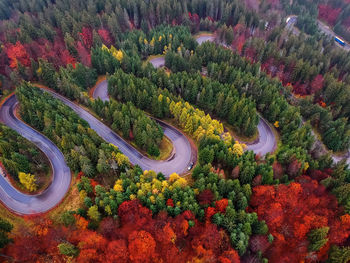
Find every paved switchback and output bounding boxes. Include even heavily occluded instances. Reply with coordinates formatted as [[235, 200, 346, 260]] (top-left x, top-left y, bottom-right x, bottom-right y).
[[50, 87, 195, 176], [0, 94, 71, 214], [149, 34, 277, 156]]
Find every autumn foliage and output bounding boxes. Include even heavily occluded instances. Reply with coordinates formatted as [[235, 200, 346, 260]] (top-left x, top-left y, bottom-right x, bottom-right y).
[[6, 41, 30, 69], [98, 28, 113, 46], [250, 176, 350, 263], [318, 5, 341, 26], [5, 200, 240, 263]]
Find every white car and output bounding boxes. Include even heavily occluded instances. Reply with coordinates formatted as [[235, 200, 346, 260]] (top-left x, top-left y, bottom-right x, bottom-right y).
[[187, 162, 194, 170]]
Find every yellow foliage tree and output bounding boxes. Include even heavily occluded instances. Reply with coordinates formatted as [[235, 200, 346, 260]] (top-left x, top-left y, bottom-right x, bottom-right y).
[[184, 117, 194, 134], [113, 179, 124, 192], [193, 126, 206, 141], [113, 50, 123, 62], [230, 142, 245, 156], [105, 205, 112, 215], [79, 190, 87, 202], [103, 45, 124, 62], [150, 37, 155, 47], [172, 177, 187, 188], [18, 172, 37, 192], [169, 173, 180, 183], [113, 152, 129, 166]]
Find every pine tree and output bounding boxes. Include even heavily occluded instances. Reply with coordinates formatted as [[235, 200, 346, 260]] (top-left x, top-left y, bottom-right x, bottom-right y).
[[307, 227, 329, 252], [327, 245, 350, 263], [0, 218, 12, 249]]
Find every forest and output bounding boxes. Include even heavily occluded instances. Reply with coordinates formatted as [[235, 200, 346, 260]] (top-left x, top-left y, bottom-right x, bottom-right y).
[[0, 0, 349, 262], [0, 124, 50, 192], [16, 83, 130, 177]]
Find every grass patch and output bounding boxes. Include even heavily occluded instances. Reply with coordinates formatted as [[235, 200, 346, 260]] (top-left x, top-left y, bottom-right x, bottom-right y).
[[0, 204, 27, 236], [0, 174, 79, 235], [193, 31, 214, 38], [266, 119, 281, 155], [223, 120, 259, 144], [156, 136, 173, 160], [47, 175, 80, 224]]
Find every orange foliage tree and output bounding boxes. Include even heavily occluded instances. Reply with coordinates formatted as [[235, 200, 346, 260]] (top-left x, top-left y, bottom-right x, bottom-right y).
[[6, 41, 30, 69], [6, 200, 240, 263], [250, 176, 350, 263]]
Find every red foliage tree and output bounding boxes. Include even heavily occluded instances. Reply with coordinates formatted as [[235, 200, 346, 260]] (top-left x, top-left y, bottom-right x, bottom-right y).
[[24, 36, 75, 69], [106, 240, 129, 263], [6, 41, 30, 69], [166, 198, 174, 207], [215, 198, 229, 213], [272, 161, 284, 180], [309, 74, 324, 94], [318, 5, 341, 26], [76, 41, 91, 66], [6, 200, 240, 262], [293, 81, 308, 96], [235, 35, 246, 54], [309, 169, 331, 181], [118, 199, 152, 227], [128, 230, 157, 263], [75, 230, 107, 263], [197, 189, 214, 205], [287, 158, 302, 178], [61, 49, 76, 67], [5, 218, 66, 262], [80, 27, 93, 50], [219, 250, 240, 263], [98, 217, 119, 239], [205, 207, 217, 221], [98, 28, 113, 46], [234, 24, 245, 35], [250, 176, 350, 263]]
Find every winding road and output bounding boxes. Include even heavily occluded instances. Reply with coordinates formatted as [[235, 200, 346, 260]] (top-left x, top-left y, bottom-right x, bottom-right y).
[[0, 87, 195, 214], [286, 17, 350, 162], [286, 15, 350, 51], [0, 32, 276, 215], [149, 34, 277, 156], [47, 88, 195, 176], [0, 95, 71, 214]]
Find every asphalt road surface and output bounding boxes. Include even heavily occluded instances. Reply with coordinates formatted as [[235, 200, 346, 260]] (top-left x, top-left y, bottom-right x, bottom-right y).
[[149, 57, 165, 68], [286, 15, 350, 51], [317, 20, 350, 51], [93, 80, 109, 101], [196, 34, 277, 155], [244, 117, 277, 156], [0, 94, 71, 214], [146, 34, 277, 156], [49, 88, 195, 176], [196, 35, 215, 45], [286, 18, 350, 161], [0, 32, 277, 214]]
